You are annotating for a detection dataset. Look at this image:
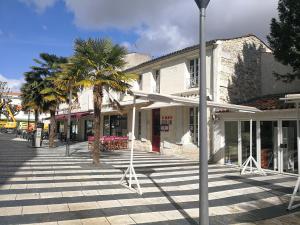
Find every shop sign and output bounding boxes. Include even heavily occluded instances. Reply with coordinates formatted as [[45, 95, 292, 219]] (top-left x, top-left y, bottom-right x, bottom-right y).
[[160, 116, 173, 132]]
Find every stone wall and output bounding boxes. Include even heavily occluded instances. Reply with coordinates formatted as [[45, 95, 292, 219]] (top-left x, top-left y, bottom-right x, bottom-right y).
[[218, 36, 270, 103]]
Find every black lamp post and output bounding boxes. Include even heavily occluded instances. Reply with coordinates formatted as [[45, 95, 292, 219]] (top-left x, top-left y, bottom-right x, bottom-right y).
[[194, 0, 210, 224]]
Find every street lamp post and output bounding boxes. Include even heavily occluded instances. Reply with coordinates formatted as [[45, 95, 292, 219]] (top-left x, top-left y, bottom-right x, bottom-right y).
[[194, 0, 210, 224]]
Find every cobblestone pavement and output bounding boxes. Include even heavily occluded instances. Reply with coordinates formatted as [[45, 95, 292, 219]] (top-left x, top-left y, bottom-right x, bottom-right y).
[[0, 133, 300, 225]]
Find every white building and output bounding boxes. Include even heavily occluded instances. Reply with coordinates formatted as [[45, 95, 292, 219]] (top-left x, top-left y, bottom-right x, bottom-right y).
[[56, 34, 300, 175], [0, 92, 48, 123]]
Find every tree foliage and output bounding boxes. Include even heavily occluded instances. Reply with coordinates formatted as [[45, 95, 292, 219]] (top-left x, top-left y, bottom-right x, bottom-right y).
[[21, 53, 67, 147], [267, 0, 300, 82], [73, 38, 137, 164]]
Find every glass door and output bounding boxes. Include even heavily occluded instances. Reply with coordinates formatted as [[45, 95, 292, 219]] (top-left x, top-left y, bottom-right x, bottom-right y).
[[241, 121, 257, 163], [224, 121, 239, 164], [281, 120, 298, 174], [260, 121, 279, 171]]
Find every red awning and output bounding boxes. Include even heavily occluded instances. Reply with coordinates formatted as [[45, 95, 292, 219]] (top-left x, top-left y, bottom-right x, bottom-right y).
[[74, 112, 91, 119], [55, 115, 66, 120], [55, 111, 92, 120]]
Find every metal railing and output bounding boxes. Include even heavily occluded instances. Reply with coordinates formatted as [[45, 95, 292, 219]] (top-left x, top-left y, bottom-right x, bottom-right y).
[[187, 77, 199, 89]]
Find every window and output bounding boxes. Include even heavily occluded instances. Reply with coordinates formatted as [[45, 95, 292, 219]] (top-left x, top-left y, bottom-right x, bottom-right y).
[[241, 121, 257, 162], [103, 115, 110, 136], [189, 58, 199, 88], [153, 70, 160, 93], [189, 107, 198, 145], [260, 121, 278, 171], [84, 120, 94, 141], [138, 111, 141, 139], [224, 121, 238, 164], [103, 114, 128, 136]]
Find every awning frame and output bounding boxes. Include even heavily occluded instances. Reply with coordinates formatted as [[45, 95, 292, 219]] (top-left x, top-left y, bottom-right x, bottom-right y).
[[132, 90, 261, 113]]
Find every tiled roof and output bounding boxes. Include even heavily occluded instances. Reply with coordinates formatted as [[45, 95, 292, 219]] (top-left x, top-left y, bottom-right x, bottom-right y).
[[125, 34, 271, 72], [240, 94, 295, 110]]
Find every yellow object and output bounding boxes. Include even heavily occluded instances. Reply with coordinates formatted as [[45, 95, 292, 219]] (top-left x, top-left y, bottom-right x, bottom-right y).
[[43, 123, 49, 131], [0, 121, 6, 128], [4, 104, 16, 129], [1, 102, 17, 129], [4, 122, 17, 129]]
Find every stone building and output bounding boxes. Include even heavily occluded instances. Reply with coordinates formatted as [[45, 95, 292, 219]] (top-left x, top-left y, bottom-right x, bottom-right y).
[[56, 34, 300, 175]]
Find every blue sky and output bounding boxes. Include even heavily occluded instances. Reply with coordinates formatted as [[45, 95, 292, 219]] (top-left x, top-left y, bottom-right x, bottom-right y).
[[0, 0, 278, 90], [0, 0, 138, 83]]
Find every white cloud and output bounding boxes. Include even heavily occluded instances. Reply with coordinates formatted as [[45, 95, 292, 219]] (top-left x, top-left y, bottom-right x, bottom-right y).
[[19, 0, 58, 13], [63, 0, 279, 56], [18, 0, 279, 56], [0, 74, 24, 91]]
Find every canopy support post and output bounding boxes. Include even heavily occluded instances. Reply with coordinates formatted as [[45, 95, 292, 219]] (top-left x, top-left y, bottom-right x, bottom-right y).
[[288, 102, 300, 210], [120, 96, 143, 195], [241, 118, 266, 175]]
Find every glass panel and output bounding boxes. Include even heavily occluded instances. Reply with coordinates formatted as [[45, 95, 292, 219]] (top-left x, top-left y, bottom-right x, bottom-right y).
[[189, 107, 198, 145], [260, 121, 278, 171], [189, 108, 194, 142], [241, 121, 257, 163], [138, 112, 141, 139], [109, 115, 128, 136], [85, 120, 94, 140], [189, 59, 199, 88], [282, 121, 298, 174], [103, 115, 110, 136], [195, 107, 198, 145], [70, 121, 78, 141], [225, 121, 238, 164]]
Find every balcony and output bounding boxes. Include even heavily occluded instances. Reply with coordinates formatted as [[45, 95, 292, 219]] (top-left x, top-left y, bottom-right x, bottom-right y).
[[186, 77, 199, 89]]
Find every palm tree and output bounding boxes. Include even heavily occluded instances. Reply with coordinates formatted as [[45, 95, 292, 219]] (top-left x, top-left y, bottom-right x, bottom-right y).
[[38, 54, 67, 148], [73, 38, 137, 165], [21, 70, 45, 126], [21, 53, 67, 147], [52, 57, 85, 155]]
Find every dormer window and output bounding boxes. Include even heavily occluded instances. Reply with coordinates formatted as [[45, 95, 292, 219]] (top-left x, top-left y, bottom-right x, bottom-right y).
[[153, 69, 160, 93], [189, 58, 199, 88]]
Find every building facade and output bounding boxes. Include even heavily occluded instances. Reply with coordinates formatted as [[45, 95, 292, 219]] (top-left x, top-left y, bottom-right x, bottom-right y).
[[57, 35, 300, 175], [0, 92, 49, 128]]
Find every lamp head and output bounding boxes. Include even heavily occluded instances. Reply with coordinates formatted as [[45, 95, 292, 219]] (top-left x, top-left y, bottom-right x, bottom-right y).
[[194, 0, 210, 9]]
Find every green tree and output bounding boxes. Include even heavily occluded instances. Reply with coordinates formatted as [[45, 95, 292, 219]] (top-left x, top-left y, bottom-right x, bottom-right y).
[[267, 0, 300, 82], [21, 70, 45, 126], [73, 38, 137, 165], [52, 57, 85, 155], [21, 53, 67, 147], [0, 81, 10, 121]]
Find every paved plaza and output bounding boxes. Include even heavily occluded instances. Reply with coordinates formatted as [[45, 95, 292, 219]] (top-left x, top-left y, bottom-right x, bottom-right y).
[[0, 133, 300, 225]]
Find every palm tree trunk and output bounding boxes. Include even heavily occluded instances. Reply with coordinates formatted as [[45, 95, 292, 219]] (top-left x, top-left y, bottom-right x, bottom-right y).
[[93, 84, 103, 165], [49, 110, 56, 148], [34, 110, 39, 129]]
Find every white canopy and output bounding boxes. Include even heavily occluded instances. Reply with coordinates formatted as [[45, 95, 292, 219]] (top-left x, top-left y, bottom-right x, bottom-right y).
[[132, 90, 261, 113], [280, 94, 300, 103]]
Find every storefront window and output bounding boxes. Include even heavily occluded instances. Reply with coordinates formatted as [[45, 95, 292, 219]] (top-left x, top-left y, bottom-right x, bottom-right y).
[[103, 115, 110, 136], [103, 114, 128, 136], [189, 107, 198, 145], [282, 120, 298, 174], [84, 120, 94, 141], [138, 111, 141, 139], [260, 121, 278, 171], [70, 121, 78, 141], [224, 121, 238, 164], [241, 121, 257, 163]]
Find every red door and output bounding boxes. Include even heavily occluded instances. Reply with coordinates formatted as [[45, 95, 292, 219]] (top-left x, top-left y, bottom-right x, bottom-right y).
[[152, 109, 160, 152]]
